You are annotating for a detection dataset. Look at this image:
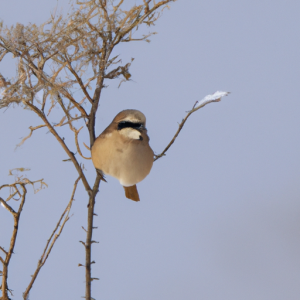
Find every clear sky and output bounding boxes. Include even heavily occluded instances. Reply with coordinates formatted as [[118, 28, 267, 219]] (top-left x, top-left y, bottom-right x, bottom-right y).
[[1, 0, 300, 299]]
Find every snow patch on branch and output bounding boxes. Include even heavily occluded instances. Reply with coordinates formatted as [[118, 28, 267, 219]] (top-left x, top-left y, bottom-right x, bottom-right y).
[[195, 91, 230, 108]]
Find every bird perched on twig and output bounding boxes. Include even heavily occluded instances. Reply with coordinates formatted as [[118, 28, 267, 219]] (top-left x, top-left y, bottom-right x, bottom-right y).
[[91, 109, 154, 201]]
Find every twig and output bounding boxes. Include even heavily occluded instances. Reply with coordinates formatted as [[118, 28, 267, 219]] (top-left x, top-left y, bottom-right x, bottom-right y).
[[23, 176, 81, 300], [22, 101, 91, 193], [113, 0, 175, 45], [154, 91, 230, 161], [65, 59, 93, 104], [0, 247, 8, 255], [99, 1, 112, 42], [0, 197, 17, 216], [1, 184, 27, 299], [71, 126, 91, 160], [4, 190, 19, 202], [15, 125, 46, 149], [83, 142, 90, 151], [85, 173, 101, 300], [59, 115, 86, 127], [16, 115, 87, 149]]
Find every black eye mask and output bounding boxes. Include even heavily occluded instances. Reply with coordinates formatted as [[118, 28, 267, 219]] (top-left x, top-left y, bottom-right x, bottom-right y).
[[118, 121, 143, 131]]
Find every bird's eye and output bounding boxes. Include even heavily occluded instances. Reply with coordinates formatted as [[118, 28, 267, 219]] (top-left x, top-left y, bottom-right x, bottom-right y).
[[118, 121, 143, 130]]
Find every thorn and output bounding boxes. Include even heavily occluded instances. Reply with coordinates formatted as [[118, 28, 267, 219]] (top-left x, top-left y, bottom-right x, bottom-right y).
[[79, 241, 86, 247], [91, 240, 99, 244], [82, 226, 87, 232], [96, 169, 107, 182], [62, 158, 72, 162]]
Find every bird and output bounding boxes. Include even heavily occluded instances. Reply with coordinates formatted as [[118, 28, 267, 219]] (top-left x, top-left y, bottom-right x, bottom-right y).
[[91, 109, 154, 202]]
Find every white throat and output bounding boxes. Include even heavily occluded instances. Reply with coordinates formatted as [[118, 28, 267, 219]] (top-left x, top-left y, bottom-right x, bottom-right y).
[[119, 128, 141, 140]]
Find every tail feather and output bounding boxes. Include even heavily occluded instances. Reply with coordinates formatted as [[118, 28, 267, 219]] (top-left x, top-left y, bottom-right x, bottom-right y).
[[123, 185, 140, 202]]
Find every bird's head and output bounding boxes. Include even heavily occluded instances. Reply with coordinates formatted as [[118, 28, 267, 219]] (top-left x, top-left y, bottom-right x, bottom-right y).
[[113, 109, 147, 140]]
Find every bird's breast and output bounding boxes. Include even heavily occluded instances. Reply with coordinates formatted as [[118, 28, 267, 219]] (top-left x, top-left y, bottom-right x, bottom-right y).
[[91, 131, 153, 186]]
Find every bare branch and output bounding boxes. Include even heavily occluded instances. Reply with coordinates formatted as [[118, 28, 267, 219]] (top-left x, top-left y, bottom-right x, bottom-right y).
[[99, 1, 112, 42], [22, 100, 91, 193], [0, 2, 179, 299], [15, 125, 46, 149], [23, 176, 81, 300], [0, 247, 8, 256], [1, 184, 27, 299], [113, 0, 175, 45], [105, 59, 133, 80], [0, 49, 8, 62], [112, 0, 125, 12], [0, 197, 17, 216], [121, 32, 156, 43], [59, 115, 86, 127], [85, 173, 101, 300], [83, 142, 90, 151], [4, 191, 19, 203], [65, 59, 93, 104], [154, 91, 230, 161], [71, 126, 91, 160]]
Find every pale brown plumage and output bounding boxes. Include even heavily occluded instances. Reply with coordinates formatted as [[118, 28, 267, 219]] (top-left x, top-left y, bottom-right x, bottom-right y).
[[91, 109, 154, 201]]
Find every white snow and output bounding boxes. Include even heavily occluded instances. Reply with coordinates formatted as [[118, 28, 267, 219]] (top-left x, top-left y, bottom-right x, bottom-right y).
[[195, 91, 230, 108]]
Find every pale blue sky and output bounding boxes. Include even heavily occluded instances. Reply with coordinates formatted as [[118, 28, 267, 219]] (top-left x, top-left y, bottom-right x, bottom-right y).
[[1, 0, 300, 299]]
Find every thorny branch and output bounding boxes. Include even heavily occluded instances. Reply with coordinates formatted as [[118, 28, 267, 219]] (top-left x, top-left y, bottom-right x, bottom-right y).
[[0, 178, 47, 300], [84, 173, 101, 300], [0, 1, 177, 299]]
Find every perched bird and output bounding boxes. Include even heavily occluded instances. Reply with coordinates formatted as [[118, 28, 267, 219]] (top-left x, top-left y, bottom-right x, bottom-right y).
[[91, 109, 154, 201]]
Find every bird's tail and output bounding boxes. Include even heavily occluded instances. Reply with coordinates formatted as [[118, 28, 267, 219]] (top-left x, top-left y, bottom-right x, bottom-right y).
[[123, 185, 140, 202]]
